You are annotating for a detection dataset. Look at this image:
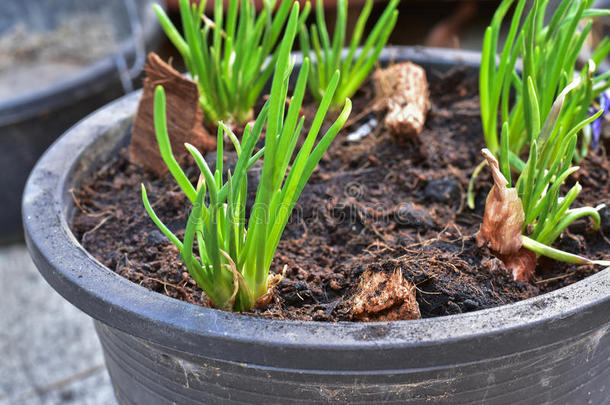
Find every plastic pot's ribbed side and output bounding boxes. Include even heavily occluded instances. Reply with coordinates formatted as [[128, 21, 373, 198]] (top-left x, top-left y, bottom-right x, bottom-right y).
[[96, 321, 610, 404], [23, 47, 610, 405]]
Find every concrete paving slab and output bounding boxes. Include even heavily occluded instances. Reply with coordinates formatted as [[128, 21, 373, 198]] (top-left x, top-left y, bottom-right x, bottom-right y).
[[0, 243, 116, 405]]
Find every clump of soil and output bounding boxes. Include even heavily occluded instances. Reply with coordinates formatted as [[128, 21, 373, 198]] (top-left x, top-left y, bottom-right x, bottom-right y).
[[71, 67, 610, 322]]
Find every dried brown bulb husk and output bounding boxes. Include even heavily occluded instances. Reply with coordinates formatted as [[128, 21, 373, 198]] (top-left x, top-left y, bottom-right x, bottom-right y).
[[476, 149, 536, 282]]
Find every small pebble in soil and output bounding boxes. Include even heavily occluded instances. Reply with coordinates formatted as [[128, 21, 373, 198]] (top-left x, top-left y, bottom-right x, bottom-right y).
[[395, 203, 436, 229], [462, 299, 479, 310], [147, 230, 166, 245], [424, 177, 461, 205]]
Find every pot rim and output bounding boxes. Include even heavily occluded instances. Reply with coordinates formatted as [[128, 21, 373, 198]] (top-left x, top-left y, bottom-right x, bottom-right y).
[[23, 46, 610, 370]]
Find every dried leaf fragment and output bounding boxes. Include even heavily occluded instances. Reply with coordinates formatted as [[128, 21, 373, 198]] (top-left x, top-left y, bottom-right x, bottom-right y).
[[128, 53, 215, 176], [373, 62, 430, 138], [351, 264, 420, 321]]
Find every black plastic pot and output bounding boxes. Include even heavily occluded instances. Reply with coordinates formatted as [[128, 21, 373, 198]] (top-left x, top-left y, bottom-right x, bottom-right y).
[[23, 47, 610, 404], [0, 0, 164, 245]]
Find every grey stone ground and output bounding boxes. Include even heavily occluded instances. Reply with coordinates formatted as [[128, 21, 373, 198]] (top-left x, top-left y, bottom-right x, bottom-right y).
[[0, 243, 117, 405]]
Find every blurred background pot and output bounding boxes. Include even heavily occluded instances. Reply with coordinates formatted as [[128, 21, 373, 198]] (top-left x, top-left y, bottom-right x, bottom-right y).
[[0, 0, 164, 245], [23, 47, 610, 404]]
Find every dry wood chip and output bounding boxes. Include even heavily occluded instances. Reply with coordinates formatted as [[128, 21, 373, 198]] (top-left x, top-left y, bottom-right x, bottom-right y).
[[351, 265, 421, 321], [128, 52, 216, 176], [373, 62, 430, 139]]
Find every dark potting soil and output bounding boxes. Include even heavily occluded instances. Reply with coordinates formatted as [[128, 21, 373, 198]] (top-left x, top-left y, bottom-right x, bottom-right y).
[[71, 67, 610, 322]]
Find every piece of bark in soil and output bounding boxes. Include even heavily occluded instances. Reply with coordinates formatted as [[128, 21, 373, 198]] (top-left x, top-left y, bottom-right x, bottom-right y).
[[373, 62, 430, 139], [128, 53, 216, 176], [351, 265, 421, 321]]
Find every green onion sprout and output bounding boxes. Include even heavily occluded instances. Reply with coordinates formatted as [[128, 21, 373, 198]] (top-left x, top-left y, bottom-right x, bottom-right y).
[[153, 0, 311, 126], [479, 0, 610, 157], [142, 4, 352, 311], [478, 77, 610, 280], [299, 0, 399, 108]]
